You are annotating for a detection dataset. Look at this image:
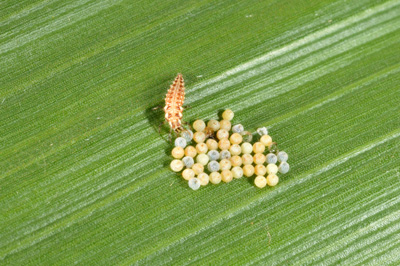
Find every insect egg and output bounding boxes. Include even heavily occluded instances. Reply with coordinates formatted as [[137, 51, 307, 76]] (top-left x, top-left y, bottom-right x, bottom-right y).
[[171, 146, 185, 159], [219, 159, 232, 171], [181, 130, 193, 142], [216, 129, 229, 140], [175, 137, 187, 148], [269, 142, 278, 153], [221, 170, 233, 183], [242, 153, 254, 165], [260, 135, 272, 148], [241, 131, 253, 142], [184, 146, 197, 158], [254, 164, 267, 176], [230, 133, 243, 145], [230, 155, 242, 167], [209, 172, 222, 184], [229, 144, 242, 155], [196, 143, 208, 154], [241, 142, 253, 154], [243, 165, 255, 177], [188, 178, 201, 190], [193, 120, 206, 132], [206, 139, 218, 150], [278, 162, 290, 174], [277, 151, 288, 162], [222, 109, 234, 121], [266, 163, 278, 174], [182, 156, 194, 168], [253, 153, 266, 165], [253, 142, 265, 154], [196, 154, 209, 165], [197, 173, 209, 186], [232, 124, 244, 133], [207, 150, 220, 161], [220, 150, 231, 160], [207, 160, 220, 172], [266, 153, 278, 164], [254, 176, 267, 188], [267, 174, 279, 186], [207, 120, 220, 131], [170, 160, 184, 172], [203, 126, 215, 138], [231, 166, 243, 179], [219, 120, 232, 131], [192, 163, 204, 175], [182, 169, 195, 180], [218, 138, 231, 150], [256, 127, 268, 136], [193, 131, 206, 143]]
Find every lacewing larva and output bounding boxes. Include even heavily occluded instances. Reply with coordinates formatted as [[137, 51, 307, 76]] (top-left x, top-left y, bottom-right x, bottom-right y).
[[164, 74, 185, 133]]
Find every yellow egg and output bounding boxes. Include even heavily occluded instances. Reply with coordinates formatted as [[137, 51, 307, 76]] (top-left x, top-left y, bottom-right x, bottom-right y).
[[243, 165, 255, 177], [182, 169, 195, 180], [222, 109, 234, 121], [209, 172, 222, 184], [193, 120, 206, 132], [267, 174, 279, 186], [221, 170, 233, 183], [171, 146, 185, 159], [254, 176, 267, 188], [170, 159, 184, 172]]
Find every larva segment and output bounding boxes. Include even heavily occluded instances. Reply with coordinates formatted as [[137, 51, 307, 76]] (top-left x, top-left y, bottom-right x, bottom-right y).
[[164, 74, 185, 132]]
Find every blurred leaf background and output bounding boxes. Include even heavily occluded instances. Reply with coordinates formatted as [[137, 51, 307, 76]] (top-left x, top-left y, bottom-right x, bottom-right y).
[[1, 0, 400, 264]]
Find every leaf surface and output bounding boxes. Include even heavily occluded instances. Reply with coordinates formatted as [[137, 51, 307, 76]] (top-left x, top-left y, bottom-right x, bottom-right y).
[[1, 0, 400, 264]]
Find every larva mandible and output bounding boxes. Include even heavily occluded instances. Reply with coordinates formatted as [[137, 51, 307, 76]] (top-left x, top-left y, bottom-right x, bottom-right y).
[[164, 74, 185, 133]]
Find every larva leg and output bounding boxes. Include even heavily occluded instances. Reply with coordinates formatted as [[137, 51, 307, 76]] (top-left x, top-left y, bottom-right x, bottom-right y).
[[158, 120, 166, 133], [152, 105, 163, 111]]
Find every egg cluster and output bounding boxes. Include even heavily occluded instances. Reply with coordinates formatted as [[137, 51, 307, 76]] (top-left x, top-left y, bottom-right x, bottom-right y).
[[169, 109, 290, 190]]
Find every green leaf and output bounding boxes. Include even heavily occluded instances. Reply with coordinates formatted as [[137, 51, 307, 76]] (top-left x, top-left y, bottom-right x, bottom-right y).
[[1, 0, 400, 264]]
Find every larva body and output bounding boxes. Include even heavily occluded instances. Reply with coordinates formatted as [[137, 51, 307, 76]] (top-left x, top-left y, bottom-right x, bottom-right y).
[[164, 74, 185, 133]]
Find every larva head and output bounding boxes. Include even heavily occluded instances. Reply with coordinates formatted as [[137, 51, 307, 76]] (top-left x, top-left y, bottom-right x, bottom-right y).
[[174, 126, 185, 134]]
